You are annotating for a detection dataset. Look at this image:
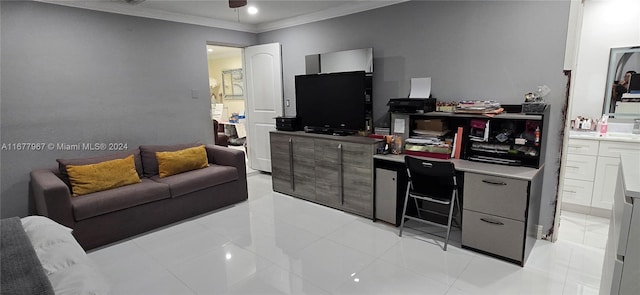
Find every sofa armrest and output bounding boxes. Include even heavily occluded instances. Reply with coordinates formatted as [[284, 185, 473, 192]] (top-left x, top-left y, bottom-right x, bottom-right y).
[[30, 169, 75, 228], [205, 144, 246, 174], [205, 144, 247, 195]]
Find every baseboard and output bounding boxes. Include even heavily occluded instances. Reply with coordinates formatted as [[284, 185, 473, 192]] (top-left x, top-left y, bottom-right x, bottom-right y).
[[561, 202, 611, 218]]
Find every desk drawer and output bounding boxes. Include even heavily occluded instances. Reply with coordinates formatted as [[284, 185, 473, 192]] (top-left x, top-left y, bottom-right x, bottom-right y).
[[462, 209, 524, 262], [565, 154, 597, 181], [463, 172, 528, 221], [567, 139, 599, 156]]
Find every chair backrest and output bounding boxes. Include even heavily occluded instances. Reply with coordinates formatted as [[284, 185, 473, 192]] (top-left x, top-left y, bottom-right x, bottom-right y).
[[404, 156, 456, 196]]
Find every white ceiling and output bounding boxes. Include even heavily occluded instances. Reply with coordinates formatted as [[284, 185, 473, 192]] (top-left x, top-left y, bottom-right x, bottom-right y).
[[38, 0, 408, 33]]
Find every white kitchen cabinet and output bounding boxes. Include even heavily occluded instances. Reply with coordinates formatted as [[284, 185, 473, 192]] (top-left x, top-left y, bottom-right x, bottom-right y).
[[592, 157, 619, 209], [565, 154, 597, 181], [561, 139, 598, 209], [600, 155, 640, 295], [566, 138, 599, 156], [561, 135, 640, 213], [562, 178, 593, 206]]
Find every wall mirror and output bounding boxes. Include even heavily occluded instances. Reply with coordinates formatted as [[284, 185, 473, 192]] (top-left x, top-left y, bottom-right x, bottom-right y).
[[222, 68, 244, 98], [305, 48, 373, 74], [603, 46, 640, 116]]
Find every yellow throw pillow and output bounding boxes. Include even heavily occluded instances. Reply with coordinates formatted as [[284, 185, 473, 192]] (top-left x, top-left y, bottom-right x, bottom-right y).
[[66, 154, 142, 197], [156, 145, 208, 178]]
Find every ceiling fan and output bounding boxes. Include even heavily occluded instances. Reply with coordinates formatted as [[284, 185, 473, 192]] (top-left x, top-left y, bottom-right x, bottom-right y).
[[229, 0, 247, 9]]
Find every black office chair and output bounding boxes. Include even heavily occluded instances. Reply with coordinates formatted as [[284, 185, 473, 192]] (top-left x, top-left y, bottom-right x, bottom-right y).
[[399, 156, 460, 251]]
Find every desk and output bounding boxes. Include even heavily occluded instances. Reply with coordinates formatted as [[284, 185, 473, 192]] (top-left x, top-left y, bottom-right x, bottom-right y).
[[374, 154, 544, 266], [218, 121, 247, 138]]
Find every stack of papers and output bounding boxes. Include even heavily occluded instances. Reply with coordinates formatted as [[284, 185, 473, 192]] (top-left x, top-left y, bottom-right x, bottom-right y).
[[404, 138, 452, 155], [412, 129, 449, 137], [456, 100, 501, 113]]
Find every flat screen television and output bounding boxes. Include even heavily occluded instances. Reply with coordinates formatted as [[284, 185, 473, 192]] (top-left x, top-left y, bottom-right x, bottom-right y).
[[295, 71, 366, 134]]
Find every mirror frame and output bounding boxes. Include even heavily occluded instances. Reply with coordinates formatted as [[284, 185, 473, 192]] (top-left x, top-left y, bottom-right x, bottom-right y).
[[222, 68, 244, 99], [603, 46, 640, 115], [304, 48, 373, 74]]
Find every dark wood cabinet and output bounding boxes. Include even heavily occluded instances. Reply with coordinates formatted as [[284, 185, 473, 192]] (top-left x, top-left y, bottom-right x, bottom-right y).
[[270, 131, 382, 218], [270, 133, 315, 200]]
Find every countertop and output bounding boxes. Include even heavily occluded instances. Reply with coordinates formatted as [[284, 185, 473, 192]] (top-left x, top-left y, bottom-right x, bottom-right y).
[[621, 154, 640, 199], [271, 130, 383, 145], [373, 154, 542, 181], [569, 130, 640, 143]]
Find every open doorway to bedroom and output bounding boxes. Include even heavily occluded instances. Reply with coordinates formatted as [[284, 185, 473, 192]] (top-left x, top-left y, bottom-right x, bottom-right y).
[[206, 44, 256, 174]]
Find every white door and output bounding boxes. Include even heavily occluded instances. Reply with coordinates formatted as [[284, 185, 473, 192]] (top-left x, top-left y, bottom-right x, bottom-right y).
[[244, 43, 284, 172]]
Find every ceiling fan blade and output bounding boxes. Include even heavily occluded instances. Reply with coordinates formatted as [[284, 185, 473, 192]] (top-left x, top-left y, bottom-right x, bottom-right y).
[[229, 0, 247, 9]]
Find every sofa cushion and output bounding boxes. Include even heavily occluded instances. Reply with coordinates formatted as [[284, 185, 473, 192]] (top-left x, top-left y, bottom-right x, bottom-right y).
[[57, 149, 143, 188], [156, 145, 208, 178], [66, 155, 141, 197], [71, 179, 170, 221], [151, 164, 238, 198], [139, 143, 201, 177]]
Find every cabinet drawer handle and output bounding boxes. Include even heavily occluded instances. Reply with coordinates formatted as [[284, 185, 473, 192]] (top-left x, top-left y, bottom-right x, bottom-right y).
[[289, 138, 295, 191], [480, 218, 504, 225], [338, 144, 344, 204], [564, 190, 577, 194], [566, 165, 579, 169], [482, 180, 507, 186]]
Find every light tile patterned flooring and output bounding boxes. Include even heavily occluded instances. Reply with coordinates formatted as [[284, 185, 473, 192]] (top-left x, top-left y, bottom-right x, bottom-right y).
[[89, 173, 610, 294]]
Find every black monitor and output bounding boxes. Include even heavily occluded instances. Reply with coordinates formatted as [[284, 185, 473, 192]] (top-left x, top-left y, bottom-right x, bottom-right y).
[[295, 71, 366, 133]]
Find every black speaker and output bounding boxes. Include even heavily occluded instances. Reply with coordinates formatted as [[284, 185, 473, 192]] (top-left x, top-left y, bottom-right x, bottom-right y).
[[275, 116, 301, 131]]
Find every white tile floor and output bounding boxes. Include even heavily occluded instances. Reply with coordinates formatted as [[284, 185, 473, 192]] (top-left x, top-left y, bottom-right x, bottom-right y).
[[227, 145, 259, 176], [89, 173, 610, 294]]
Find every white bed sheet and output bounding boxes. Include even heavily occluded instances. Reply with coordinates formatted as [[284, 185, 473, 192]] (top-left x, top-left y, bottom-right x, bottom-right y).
[[21, 216, 110, 295]]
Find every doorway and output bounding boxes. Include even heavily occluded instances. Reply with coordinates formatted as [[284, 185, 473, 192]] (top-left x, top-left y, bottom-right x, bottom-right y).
[[206, 44, 255, 173]]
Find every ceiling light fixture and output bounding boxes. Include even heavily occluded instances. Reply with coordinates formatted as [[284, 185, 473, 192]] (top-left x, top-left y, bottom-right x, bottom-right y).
[[228, 0, 247, 9], [247, 6, 258, 15]]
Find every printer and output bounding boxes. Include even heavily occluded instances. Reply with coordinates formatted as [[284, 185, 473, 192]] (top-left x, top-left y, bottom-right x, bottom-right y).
[[387, 98, 436, 113]]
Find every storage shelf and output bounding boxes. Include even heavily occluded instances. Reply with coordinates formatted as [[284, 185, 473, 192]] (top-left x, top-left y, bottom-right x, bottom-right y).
[[395, 111, 543, 120]]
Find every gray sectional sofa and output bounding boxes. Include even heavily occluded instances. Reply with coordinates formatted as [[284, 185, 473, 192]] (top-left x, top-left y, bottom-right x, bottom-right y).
[[30, 144, 248, 250]]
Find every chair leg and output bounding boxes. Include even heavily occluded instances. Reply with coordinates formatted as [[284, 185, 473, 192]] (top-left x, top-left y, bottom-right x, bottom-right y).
[[399, 182, 411, 237], [453, 190, 462, 227], [414, 197, 422, 219], [444, 190, 457, 251]]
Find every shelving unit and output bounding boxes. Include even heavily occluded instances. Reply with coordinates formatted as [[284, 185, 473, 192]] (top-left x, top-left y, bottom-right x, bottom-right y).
[[390, 106, 550, 168], [364, 73, 373, 132]]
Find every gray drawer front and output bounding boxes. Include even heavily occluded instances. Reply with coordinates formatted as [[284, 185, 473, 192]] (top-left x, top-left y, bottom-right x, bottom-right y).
[[462, 209, 524, 262], [463, 172, 528, 221], [342, 142, 373, 169], [314, 140, 372, 168], [314, 139, 341, 163]]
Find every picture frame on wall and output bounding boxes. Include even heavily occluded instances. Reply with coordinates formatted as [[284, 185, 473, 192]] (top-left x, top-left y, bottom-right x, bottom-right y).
[[222, 68, 243, 99]]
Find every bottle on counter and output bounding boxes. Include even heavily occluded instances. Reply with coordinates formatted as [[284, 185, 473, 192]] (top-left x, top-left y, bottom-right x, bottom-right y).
[[599, 114, 609, 137]]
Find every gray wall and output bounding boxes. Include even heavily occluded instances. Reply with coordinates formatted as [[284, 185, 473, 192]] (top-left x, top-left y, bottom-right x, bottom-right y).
[[0, 1, 257, 217], [258, 1, 570, 234]]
